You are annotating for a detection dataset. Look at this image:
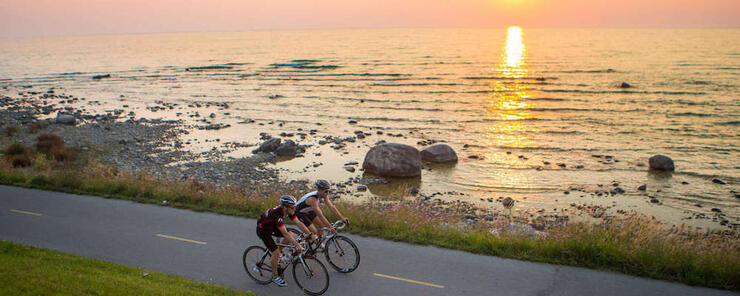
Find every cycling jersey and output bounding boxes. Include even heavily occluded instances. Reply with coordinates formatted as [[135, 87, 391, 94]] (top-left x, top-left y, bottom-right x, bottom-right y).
[[256, 205, 298, 252], [296, 191, 323, 214], [295, 191, 324, 226], [257, 205, 297, 231]]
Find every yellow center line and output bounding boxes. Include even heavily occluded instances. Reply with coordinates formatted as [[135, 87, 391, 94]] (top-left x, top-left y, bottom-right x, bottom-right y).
[[155, 234, 207, 245], [9, 209, 42, 216], [373, 273, 445, 289]]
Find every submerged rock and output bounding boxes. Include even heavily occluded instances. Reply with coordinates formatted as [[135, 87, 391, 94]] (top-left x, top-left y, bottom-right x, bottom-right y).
[[649, 155, 675, 171], [362, 143, 422, 177], [712, 178, 726, 185], [420, 144, 458, 163]]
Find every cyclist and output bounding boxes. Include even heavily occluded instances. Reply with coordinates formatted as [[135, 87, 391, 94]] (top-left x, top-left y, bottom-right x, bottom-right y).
[[256, 195, 311, 287], [295, 180, 349, 239]]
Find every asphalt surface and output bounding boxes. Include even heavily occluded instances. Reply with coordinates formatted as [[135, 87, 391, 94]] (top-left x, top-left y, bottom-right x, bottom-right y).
[[0, 185, 736, 296]]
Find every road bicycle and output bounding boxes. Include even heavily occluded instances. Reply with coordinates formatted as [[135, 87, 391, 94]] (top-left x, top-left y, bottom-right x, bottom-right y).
[[243, 239, 330, 295], [288, 220, 360, 273]]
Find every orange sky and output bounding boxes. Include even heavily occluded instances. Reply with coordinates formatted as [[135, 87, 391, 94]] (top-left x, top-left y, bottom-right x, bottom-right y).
[[1, 0, 738, 38]]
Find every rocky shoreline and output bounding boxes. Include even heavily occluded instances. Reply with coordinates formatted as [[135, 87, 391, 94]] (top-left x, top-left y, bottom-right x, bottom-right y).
[[1, 90, 737, 232]]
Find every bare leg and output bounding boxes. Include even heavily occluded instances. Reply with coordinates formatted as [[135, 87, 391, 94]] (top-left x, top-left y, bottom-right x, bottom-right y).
[[270, 247, 281, 278], [312, 216, 326, 236]]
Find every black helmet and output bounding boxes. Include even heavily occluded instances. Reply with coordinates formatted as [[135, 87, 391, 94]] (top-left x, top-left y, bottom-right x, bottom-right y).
[[280, 195, 297, 207], [315, 179, 330, 190]]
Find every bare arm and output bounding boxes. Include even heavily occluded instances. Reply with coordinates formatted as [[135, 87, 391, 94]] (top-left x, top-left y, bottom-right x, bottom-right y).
[[292, 216, 311, 236], [324, 196, 345, 222], [309, 197, 333, 229], [278, 225, 303, 253]]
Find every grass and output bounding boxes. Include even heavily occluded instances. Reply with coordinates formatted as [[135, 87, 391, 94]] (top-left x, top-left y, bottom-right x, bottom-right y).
[[0, 240, 254, 296], [0, 137, 737, 291]]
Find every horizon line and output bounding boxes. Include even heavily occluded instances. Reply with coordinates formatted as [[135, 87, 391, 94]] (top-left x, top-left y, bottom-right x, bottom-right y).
[[2, 25, 739, 40]]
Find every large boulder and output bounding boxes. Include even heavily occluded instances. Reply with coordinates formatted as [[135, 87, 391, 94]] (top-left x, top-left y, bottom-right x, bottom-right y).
[[649, 155, 674, 171], [362, 143, 422, 177], [420, 144, 457, 163], [252, 138, 281, 154], [275, 140, 297, 156], [56, 114, 76, 125]]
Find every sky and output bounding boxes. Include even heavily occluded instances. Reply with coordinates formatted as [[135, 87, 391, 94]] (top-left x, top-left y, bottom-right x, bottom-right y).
[[1, 0, 738, 38]]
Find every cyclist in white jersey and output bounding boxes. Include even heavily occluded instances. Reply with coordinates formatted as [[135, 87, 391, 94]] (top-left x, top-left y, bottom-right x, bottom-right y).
[[295, 180, 349, 237]]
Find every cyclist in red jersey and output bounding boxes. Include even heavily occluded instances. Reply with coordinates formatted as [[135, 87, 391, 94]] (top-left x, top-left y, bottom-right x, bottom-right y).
[[256, 195, 311, 287]]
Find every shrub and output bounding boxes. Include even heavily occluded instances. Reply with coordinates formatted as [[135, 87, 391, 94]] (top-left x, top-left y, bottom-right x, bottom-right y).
[[28, 121, 47, 133], [10, 155, 32, 168], [4, 126, 20, 137], [36, 133, 65, 154], [48, 146, 76, 162], [4, 142, 29, 156]]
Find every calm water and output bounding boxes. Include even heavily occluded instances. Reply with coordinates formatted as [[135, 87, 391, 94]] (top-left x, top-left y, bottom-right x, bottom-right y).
[[1, 28, 738, 229]]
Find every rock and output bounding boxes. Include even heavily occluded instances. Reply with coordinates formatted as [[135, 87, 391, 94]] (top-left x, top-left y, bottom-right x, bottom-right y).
[[92, 74, 111, 79], [620, 82, 631, 88], [344, 161, 359, 166], [356, 185, 367, 191], [274, 140, 298, 156], [711, 208, 722, 213], [420, 144, 458, 163], [530, 223, 545, 231], [252, 138, 281, 154], [649, 155, 675, 171], [362, 143, 422, 177], [637, 184, 647, 191], [614, 187, 625, 194], [484, 215, 494, 221], [348, 120, 358, 124], [712, 178, 726, 185], [344, 166, 356, 173], [502, 197, 515, 209], [56, 114, 76, 125], [409, 187, 419, 195], [650, 198, 660, 203]]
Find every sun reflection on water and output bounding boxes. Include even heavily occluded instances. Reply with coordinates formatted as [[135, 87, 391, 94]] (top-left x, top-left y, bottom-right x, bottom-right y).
[[485, 25, 537, 157]]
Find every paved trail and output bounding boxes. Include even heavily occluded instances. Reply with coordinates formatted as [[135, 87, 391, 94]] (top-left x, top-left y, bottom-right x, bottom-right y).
[[0, 185, 735, 296]]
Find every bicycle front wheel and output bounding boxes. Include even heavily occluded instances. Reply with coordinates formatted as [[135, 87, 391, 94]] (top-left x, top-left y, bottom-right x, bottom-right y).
[[324, 235, 360, 273], [292, 256, 330, 296], [243, 246, 272, 284]]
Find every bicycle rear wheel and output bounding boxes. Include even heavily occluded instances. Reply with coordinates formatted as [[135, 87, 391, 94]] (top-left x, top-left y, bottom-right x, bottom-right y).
[[293, 257, 330, 296], [243, 246, 272, 284], [324, 235, 360, 273]]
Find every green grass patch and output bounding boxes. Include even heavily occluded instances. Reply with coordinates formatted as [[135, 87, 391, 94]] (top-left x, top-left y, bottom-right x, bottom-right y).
[[0, 240, 254, 296]]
